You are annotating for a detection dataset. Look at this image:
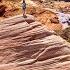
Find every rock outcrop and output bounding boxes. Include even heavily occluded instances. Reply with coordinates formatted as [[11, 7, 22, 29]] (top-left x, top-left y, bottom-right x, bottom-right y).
[[0, 15, 70, 70]]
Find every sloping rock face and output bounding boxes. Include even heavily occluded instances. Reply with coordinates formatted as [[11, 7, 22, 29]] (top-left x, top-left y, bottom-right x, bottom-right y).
[[0, 15, 70, 70]]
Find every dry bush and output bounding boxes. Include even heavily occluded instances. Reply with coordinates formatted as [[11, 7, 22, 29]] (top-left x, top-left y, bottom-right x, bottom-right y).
[[0, 4, 6, 16], [0, 0, 21, 17]]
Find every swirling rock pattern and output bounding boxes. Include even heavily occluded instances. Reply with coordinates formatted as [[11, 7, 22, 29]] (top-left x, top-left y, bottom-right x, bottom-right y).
[[0, 15, 70, 70]]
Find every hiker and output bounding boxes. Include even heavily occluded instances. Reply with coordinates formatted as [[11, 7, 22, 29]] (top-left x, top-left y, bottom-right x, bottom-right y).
[[22, 0, 26, 17]]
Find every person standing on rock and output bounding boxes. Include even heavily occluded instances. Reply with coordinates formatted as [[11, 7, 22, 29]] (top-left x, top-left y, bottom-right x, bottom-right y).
[[22, 0, 27, 18]]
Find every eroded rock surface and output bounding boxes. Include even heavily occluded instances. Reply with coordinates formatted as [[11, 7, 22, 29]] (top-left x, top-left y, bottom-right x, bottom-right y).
[[0, 15, 70, 70]]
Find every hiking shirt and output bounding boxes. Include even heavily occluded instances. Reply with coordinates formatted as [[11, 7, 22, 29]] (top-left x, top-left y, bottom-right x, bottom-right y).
[[22, 2, 26, 9]]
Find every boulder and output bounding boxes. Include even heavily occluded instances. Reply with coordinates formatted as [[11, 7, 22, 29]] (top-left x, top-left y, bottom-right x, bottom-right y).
[[50, 16, 59, 23]]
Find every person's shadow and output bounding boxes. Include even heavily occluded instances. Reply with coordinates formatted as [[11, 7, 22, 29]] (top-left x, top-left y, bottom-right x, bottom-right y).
[[23, 15, 27, 18]]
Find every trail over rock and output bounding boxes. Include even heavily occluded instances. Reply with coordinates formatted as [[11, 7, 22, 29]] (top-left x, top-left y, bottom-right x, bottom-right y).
[[0, 15, 70, 70]]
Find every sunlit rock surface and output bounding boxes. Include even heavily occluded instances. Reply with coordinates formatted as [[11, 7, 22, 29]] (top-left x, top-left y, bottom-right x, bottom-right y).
[[0, 15, 70, 70]]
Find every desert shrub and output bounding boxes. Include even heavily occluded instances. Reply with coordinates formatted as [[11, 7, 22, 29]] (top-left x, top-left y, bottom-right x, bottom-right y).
[[56, 27, 70, 42], [0, 5, 6, 16]]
